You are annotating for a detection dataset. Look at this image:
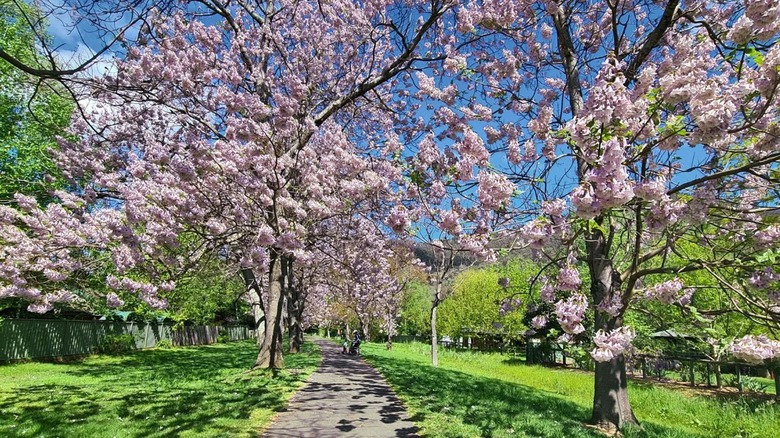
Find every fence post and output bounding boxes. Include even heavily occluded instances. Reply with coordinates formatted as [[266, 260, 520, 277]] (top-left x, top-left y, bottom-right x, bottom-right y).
[[641, 356, 647, 379], [689, 362, 695, 387], [736, 366, 743, 392]]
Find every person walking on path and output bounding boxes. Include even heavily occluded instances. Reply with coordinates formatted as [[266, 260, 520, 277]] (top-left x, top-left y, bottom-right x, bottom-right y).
[[261, 338, 419, 437]]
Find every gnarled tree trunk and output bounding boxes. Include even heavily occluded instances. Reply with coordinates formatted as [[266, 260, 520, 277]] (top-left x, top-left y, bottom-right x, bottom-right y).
[[254, 250, 286, 369]]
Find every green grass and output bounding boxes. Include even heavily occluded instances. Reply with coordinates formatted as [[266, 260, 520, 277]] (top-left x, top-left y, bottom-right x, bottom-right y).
[[362, 342, 779, 438], [0, 340, 320, 437], [664, 371, 777, 396]]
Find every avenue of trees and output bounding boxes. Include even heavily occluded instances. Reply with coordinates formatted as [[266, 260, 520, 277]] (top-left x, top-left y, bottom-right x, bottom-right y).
[[2, 0, 780, 432]]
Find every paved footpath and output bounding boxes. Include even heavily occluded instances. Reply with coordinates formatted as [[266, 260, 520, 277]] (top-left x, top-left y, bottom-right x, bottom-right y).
[[261, 339, 419, 438]]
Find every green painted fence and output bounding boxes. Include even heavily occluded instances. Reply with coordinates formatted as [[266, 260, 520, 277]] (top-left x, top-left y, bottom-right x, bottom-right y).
[[0, 319, 254, 361]]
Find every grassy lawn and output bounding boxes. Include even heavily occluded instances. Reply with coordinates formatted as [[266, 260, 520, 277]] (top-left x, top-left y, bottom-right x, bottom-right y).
[[664, 371, 777, 396], [0, 340, 320, 437], [362, 342, 779, 438]]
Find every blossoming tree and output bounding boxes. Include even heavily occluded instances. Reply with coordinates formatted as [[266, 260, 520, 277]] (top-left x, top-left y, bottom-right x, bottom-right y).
[[3, 0, 780, 431], [400, 0, 780, 431], [0, 0, 456, 369]]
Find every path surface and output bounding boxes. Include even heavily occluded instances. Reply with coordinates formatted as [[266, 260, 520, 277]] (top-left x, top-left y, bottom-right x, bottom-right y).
[[261, 339, 419, 438]]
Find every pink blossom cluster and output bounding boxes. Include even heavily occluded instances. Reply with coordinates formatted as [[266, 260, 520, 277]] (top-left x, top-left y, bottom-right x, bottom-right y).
[[591, 327, 635, 362], [596, 293, 623, 318], [644, 197, 686, 232], [499, 297, 522, 316], [453, 129, 490, 174], [570, 138, 634, 219], [0, 193, 131, 313], [755, 225, 780, 248], [539, 276, 556, 303], [458, 233, 494, 260], [657, 34, 716, 106], [748, 268, 779, 289], [580, 58, 633, 127], [730, 335, 780, 364], [24, 290, 80, 314], [106, 293, 125, 308], [415, 72, 457, 105], [633, 177, 667, 201], [387, 206, 411, 233], [531, 315, 548, 329], [476, 171, 514, 210], [557, 333, 576, 345], [106, 276, 169, 309], [438, 210, 463, 235], [729, 0, 780, 44], [416, 134, 441, 169], [556, 266, 581, 292], [642, 278, 693, 305], [554, 293, 588, 335], [541, 199, 567, 217], [517, 218, 553, 250]]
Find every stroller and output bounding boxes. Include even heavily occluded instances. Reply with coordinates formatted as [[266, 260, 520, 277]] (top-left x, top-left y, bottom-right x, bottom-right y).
[[348, 334, 362, 355]]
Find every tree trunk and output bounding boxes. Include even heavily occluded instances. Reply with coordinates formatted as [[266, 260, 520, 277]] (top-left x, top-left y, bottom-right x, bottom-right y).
[[591, 355, 638, 431], [587, 222, 639, 431], [254, 250, 285, 369], [430, 301, 439, 367], [285, 258, 305, 354], [715, 365, 723, 388], [288, 311, 304, 353], [386, 334, 393, 350], [287, 291, 305, 353], [242, 269, 266, 348]]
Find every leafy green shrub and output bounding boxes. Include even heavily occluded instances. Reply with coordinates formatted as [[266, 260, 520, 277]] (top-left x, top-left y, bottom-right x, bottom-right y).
[[156, 338, 173, 349], [217, 331, 231, 343], [742, 377, 768, 394], [568, 347, 593, 371], [727, 375, 768, 394], [97, 334, 136, 355]]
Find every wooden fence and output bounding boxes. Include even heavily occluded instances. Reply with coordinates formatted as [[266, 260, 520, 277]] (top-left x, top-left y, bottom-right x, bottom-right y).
[[0, 319, 254, 361], [525, 343, 780, 397]]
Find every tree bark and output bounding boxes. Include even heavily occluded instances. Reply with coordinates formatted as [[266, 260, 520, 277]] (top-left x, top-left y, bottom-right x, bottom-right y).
[[242, 268, 266, 348], [287, 304, 304, 353], [287, 260, 305, 354], [254, 250, 285, 369], [591, 355, 638, 431], [430, 280, 443, 367], [587, 223, 639, 431], [715, 365, 723, 388], [430, 303, 438, 367]]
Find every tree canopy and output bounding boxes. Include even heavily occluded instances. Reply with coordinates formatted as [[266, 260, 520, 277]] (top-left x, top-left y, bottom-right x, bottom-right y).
[[1, 0, 780, 432]]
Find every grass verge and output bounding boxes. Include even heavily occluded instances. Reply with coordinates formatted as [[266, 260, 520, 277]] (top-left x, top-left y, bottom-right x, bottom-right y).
[[0, 339, 320, 437], [361, 342, 778, 438]]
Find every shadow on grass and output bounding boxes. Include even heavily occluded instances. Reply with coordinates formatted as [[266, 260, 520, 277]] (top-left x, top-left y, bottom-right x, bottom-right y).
[[0, 340, 320, 438], [364, 351, 707, 438], [628, 377, 778, 405]]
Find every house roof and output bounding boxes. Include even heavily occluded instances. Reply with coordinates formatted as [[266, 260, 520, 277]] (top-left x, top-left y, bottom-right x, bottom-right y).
[[649, 329, 696, 339]]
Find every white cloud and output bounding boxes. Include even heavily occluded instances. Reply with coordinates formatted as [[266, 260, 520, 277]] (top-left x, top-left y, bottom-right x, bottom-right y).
[[54, 43, 118, 78]]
